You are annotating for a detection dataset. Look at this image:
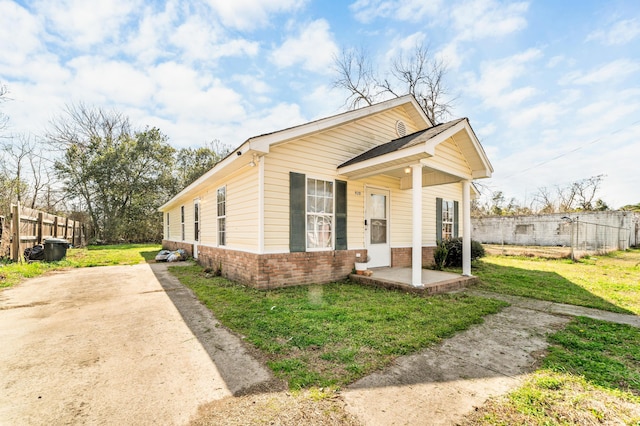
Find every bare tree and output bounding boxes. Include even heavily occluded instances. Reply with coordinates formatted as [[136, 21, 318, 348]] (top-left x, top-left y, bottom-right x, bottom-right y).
[[533, 186, 556, 213], [0, 83, 9, 134], [333, 43, 454, 124], [332, 47, 376, 110], [573, 174, 605, 210]]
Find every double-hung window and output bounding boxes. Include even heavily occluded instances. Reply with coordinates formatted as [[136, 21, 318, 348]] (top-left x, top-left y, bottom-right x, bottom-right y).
[[306, 178, 334, 250], [436, 197, 458, 242], [180, 206, 185, 241], [194, 200, 200, 241], [441, 200, 454, 240], [217, 187, 226, 246]]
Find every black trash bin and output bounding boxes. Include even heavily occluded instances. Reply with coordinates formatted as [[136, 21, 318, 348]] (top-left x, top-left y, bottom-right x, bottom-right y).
[[44, 238, 69, 261]]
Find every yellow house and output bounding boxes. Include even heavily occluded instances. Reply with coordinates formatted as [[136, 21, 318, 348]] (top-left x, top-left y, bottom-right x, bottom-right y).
[[159, 95, 493, 289]]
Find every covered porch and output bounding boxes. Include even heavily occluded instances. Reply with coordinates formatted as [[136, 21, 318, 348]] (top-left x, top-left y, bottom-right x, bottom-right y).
[[337, 117, 493, 288], [349, 267, 478, 295]]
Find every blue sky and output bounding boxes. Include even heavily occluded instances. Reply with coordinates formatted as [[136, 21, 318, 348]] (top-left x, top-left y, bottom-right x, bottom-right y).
[[1, 0, 639, 208]]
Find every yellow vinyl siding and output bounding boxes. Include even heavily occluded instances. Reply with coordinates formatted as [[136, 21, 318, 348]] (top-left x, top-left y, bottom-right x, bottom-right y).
[[226, 167, 259, 250], [163, 166, 259, 251], [424, 136, 472, 178], [424, 182, 464, 245], [263, 109, 419, 252], [164, 206, 183, 240], [346, 180, 365, 249]]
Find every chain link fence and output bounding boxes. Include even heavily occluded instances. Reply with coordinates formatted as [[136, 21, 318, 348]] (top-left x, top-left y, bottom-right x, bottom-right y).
[[472, 211, 639, 259]]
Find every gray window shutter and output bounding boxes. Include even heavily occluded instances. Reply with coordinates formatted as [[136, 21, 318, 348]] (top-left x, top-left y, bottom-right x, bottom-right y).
[[436, 197, 443, 242], [289, 172, 306, 252], [335, 180, 347, 250], [454, 200, 459, 238]]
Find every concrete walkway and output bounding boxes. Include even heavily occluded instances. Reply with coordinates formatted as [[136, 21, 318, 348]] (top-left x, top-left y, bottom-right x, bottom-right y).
[[0, 263, 276, 425], [343, 290, 640, 425], [468, 290, 640, 328]]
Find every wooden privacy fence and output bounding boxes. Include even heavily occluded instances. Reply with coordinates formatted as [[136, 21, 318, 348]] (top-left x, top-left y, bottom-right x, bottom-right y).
[[3, 203, 88, 261]]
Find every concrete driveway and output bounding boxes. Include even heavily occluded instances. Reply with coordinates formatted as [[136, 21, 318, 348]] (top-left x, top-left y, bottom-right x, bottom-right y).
[[0, 263, 275, 425]]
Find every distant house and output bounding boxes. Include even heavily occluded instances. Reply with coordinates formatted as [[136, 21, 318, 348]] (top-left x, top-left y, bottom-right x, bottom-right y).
[[159, 95, 493, 289]]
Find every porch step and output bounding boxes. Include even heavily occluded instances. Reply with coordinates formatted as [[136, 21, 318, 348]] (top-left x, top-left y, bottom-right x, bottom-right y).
[[349, 272, 478, 295]]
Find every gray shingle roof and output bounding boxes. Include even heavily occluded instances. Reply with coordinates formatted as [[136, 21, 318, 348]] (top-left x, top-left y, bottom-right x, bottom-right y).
[[338, 118, 466, 168]]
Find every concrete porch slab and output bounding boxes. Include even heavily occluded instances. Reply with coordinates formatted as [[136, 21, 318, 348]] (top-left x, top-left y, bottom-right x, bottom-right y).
[[349, 267, 478, 295]]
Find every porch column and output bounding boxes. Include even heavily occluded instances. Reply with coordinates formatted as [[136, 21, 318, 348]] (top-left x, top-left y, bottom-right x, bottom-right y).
[[411, 164, 423, 287], [462, 180, 471, 276]]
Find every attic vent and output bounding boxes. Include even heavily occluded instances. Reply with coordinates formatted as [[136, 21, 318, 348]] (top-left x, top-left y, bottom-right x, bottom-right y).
[[395, 120, 407, 137]]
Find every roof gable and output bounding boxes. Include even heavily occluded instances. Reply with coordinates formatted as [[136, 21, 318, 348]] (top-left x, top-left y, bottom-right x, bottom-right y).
[[339, 118, 465, 168]]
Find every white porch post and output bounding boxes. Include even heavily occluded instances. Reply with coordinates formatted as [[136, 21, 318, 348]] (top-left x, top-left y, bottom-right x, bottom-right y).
[[411, 164, 423, 286], [462, 180, 471, 276]]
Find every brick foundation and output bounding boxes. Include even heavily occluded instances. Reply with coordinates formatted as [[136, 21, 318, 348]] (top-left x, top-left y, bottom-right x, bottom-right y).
[[195, 246, 368, 289], [163, 241, 438, 289], [391, 246, 436, 268]]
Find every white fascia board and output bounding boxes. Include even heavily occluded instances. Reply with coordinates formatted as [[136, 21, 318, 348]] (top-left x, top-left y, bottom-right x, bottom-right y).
[[159, 147, 249, 211], [424, 118, 494, 178], [337, 143, 432, 176], [462, 118, 494, 174]]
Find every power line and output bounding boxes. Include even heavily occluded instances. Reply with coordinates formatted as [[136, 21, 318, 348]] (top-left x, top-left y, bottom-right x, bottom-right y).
[[501, 119, 640, 179]]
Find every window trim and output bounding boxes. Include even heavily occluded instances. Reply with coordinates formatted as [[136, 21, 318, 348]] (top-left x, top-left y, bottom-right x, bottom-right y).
[[166, 212, 170, 239], [441, 199, 454, 240], [194, 199, 200, 242], [180, 205, 185, 241], [305, 177, 335, 251], [217, 186, 226, 246]]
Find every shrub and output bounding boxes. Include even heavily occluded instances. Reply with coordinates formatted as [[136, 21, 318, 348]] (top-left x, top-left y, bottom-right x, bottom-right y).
[[443, 238, 485, 267], [433, 240, 448, 270]]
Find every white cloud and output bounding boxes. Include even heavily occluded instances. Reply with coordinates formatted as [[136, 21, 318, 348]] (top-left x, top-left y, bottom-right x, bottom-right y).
[[465, 48, 542, 108], [232, 75, 272, 95], [124, 2, 178, 65], [205, 0, 304, 31], [508, 101, 563, 128], [437, 42, 463, 70], [587, 18, 640, 46], [149, 62, 245, 123], [270, 19, 338, 73], [0, 1, 43, 69], [350, 0, 443, 23], [562, 59, 640, 85], [33, 0, 142, 49], [67, 57, 155, 106], [169, 16, 259, 63], [450, 0, 529, 41]]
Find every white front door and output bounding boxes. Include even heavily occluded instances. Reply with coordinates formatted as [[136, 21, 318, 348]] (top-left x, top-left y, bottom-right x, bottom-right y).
[[365, 188, 390, 268]]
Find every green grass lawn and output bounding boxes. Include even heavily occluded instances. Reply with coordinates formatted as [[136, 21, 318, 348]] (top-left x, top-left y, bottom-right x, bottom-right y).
[[0, 243, 161, 288], [464, 316, 640, 425], [472, 248, 640, 314], [170, 265, 507, 389]]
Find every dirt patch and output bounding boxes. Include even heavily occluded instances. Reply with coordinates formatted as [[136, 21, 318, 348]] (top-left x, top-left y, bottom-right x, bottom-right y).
[[190, 390, 361, 425], [483, 244, 571, 258]]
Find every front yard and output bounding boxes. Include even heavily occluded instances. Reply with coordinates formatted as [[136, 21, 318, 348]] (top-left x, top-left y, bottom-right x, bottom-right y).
[[170, 265, 506, 389], [463, 248, 640, 425], [473, 248, 640, 314]]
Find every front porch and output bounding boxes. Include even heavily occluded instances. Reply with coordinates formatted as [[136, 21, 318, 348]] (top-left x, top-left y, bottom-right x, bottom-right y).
[[349, 267, 478, 295]]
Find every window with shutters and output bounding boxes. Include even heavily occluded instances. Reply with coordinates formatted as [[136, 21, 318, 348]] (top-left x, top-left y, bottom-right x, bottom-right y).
[[166, 213, 170, 239], [217, 187, 226, 246], [306, 178, 334, 250], [442, 199, 454, 240]]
